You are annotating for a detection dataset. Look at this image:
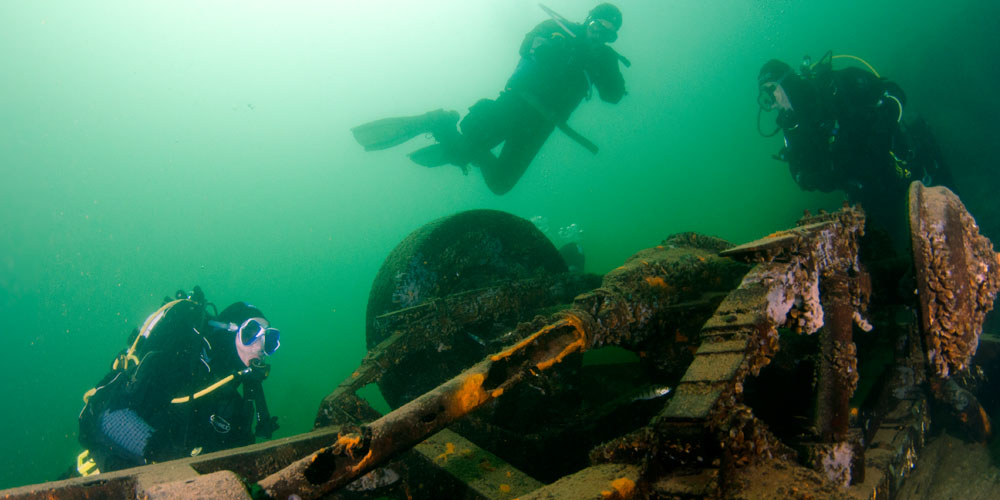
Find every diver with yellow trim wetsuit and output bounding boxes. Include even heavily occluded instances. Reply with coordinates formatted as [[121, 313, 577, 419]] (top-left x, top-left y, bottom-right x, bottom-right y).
[[351, 3, 627, 195], [757, 51, 954, 248], [76, 287, 280, 475]]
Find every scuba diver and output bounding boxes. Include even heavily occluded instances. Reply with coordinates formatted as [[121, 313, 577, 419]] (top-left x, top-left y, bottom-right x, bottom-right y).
[[75, 286, 280, 475], [756, 51, 954, 246], [351, 3, 628, 195], [758, 55, 994, 441]]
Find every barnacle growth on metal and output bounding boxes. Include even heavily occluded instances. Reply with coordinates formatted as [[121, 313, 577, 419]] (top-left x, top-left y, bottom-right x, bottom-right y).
[[909, 182, 1000, 378]]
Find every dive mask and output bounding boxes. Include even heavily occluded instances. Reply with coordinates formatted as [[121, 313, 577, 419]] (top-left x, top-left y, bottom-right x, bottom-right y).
[[238, 317, 280, 356], [587, 18, 618, 43], [757, 70, 791, 111], [209, 317, 280, 356]]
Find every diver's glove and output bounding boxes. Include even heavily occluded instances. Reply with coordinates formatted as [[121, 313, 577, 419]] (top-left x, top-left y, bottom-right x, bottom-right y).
[[256, 415, 279, 439]]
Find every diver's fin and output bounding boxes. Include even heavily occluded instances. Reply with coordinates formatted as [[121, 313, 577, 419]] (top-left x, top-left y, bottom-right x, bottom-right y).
[[351, 109, 458, 152]]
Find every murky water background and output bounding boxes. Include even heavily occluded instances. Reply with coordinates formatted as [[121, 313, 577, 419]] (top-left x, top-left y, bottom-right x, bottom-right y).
[[1, 0, 997, 489]]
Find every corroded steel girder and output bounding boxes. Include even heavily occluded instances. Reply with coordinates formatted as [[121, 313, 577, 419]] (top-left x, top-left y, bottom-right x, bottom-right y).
[[259, 312, 596, 499], [651, 207, 870, 483]]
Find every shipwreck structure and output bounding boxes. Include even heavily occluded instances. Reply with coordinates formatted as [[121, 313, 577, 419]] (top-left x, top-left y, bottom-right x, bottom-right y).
[[3, 182, 999, 500]]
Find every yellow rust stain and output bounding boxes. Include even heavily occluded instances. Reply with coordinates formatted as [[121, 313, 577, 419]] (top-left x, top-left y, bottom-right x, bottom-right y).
[[981, 405, 992, 437], [491, 388, 504, 398], [436, 441, 456, 462], [446, 373, 489, 417], [535, 313, 587, 371], [600, 477, 636, 499], [491, 318, 569, 362]]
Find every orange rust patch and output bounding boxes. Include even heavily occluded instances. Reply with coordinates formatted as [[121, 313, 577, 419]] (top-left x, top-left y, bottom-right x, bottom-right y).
[[535, 314, 588, 371], [336, 433, 362, 455], [446, 373, 489, 417], [644, 276, 667, 288], [601, 477, 636, 498], [499, 484, 511, 493], [674, 330, 689, 343], [981, 405, 992, 438], [491, 320, 567, 362], [347, 448, 374, 474], [491, 388, 504, 398]]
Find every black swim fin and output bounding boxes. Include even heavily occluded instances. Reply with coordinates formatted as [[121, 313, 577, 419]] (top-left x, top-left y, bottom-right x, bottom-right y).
[[351, 109, 458, 152]]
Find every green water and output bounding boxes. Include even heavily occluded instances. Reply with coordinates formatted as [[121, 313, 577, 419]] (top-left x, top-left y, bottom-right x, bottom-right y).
[[1, 0, 997, 490]]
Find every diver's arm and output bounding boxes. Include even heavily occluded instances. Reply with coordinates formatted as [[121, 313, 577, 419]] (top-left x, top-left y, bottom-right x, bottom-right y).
[[519, 20, 573, 63], [587, 45, 625, 103]]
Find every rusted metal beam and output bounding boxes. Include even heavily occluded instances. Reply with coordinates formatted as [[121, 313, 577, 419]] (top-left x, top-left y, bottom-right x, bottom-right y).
[[815, 274, 856, 443], [258, 313, 596, 500], [652, 207, 870, 485]]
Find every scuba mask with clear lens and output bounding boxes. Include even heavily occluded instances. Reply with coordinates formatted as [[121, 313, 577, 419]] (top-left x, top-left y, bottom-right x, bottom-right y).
[[757, 66, 793, 112], [239, 318, 280, 356], [587, 18, 618, 43], [758, 83, 780, 111]]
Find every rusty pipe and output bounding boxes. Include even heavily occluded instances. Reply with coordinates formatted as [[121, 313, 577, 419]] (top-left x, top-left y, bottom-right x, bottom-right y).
[[258, 312, 593, 500]]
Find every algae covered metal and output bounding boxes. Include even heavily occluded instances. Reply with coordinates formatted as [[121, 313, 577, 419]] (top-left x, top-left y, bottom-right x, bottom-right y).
[[4, 182, 1000, 500]]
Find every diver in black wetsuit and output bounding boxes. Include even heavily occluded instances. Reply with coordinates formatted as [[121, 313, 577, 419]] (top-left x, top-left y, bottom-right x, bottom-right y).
[[756, 53, 954, 247], [75, 287, 280, 475], [352, 3, 627, 195]]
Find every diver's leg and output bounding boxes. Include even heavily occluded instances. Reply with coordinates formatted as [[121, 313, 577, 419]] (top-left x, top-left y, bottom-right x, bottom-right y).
[[408, 98, 505, 169], [479, 118, 554, 195]]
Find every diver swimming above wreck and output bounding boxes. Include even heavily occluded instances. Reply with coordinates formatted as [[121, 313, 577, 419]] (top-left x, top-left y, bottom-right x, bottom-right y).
[[351, 3, 627, 195]]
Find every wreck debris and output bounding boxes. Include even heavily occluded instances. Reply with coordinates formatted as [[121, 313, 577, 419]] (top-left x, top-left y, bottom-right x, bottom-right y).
[[263, 231, 750, 499], [908, 182, 1000, 378], [361, 209, 578, 409], [258, 313, 600, 499], [656, 206, 870, 483], [7, 196, 1000, 500]]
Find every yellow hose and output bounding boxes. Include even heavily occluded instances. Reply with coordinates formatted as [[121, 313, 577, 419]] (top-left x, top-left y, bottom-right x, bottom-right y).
[[832, 54, 881, 78]]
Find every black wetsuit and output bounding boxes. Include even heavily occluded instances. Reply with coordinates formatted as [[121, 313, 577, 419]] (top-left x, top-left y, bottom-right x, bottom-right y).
[[774, 66, 951, 241], [459, 19, 625, 195], [78, 302, 257, 472]]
